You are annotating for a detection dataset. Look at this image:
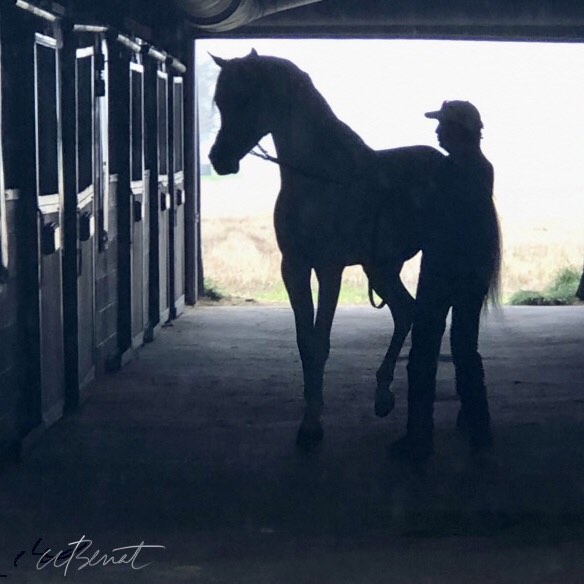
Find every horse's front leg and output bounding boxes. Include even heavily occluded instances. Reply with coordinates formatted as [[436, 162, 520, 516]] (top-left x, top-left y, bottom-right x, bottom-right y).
[[281, 257, 320, 448], [312, 264, 343, 382], [295, 264, 343, 449]]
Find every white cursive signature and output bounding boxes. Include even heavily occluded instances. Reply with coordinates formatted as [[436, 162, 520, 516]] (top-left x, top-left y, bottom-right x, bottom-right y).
[[35, 535, 165, 576]]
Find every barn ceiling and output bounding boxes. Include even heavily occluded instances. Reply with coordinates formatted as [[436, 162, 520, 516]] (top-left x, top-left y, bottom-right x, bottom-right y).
[[174, 0, 584, 40], [49, 0, 584, 48]]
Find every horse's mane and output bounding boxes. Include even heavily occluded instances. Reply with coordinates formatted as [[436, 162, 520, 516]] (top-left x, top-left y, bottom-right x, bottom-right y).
[[229, 55, 372, 159], [268, 56, 370, 149], [278, 57, 369, 155]]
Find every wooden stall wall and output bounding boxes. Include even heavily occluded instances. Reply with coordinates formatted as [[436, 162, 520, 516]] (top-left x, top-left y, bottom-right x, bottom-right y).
[[129, 55, 149, 349], [1, 4, 66, 453], [108, 34, 147, 364], [0, 0, 196, 464], [144, 48, 171, 339], [93, 36, 119, 373]]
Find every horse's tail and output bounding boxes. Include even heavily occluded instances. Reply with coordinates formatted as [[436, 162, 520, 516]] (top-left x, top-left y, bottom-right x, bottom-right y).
[[484, 202, 503, 310]]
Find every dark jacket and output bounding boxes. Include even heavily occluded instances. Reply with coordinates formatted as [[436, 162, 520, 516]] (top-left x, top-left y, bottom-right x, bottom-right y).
[[421, 152, 499, 285]]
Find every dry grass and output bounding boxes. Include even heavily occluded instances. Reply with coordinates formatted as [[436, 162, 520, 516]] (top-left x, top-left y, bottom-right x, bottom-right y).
[[201, 176, 584, 304]]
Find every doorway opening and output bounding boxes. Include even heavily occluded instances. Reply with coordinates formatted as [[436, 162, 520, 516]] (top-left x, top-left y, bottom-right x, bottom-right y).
[[196, 38, 584, 304]]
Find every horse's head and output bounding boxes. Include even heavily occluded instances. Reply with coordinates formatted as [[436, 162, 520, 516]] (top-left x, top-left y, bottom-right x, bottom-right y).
[[209, 49, 272, 175]]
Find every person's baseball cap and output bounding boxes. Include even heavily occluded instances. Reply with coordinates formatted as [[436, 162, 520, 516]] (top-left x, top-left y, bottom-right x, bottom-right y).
[[425, 100, 483, 133]]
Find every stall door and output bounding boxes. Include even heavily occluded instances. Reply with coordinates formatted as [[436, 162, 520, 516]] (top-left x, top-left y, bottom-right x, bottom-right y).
[[130, 61, 148, 347], [157, 69, 170, 324], [75, 45, 96, 389], [35, 33, 65, 425], [171, 74, 185, 317]]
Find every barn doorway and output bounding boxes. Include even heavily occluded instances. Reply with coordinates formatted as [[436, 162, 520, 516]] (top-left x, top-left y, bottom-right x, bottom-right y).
[[196, 38, 584, 304]]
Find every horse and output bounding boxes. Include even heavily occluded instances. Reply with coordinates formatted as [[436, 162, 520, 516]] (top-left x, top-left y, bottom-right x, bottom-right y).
[[209, 50, 445, 450]]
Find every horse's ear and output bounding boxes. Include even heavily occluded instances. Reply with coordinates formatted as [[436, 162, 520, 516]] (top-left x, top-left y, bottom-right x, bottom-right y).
[[209, 53, 227, 68], [249, 48, 259, 58]]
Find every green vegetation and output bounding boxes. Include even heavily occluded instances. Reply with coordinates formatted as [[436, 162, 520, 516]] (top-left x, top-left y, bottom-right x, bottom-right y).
[[201, 211, 584, 307], [202, 278, 226, 302], [508, 267, 580, 306]]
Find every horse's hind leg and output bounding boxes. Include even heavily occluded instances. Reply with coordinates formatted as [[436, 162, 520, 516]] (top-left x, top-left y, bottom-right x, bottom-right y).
[[368, 267, 415, 417]]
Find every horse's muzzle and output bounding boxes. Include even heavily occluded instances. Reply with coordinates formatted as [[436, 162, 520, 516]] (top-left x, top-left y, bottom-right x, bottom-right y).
[[209, 145, 240, 175]]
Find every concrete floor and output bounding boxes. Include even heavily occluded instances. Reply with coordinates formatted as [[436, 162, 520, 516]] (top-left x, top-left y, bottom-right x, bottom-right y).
[[1, 304, 584, 582]]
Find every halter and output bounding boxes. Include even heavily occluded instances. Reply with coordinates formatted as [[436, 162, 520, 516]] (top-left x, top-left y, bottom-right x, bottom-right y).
[[249, 142, 387, 310]]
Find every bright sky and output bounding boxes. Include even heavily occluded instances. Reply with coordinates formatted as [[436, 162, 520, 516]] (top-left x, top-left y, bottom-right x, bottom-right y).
[[197, 38, 584, 230]]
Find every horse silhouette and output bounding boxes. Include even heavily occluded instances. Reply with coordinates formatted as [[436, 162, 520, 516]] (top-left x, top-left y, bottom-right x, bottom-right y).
[[209, 50, 445, 450]]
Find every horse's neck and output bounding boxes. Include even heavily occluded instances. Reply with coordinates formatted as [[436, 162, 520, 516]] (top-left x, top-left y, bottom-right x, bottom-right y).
[[270, 92, 373, 180]]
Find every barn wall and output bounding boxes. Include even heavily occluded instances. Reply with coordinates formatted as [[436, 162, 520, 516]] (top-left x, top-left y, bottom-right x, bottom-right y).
[[0, 193, 23, 463], [0, 7, 45, 465], [0, 0, 197, 468], [0, 13, 21, 460]]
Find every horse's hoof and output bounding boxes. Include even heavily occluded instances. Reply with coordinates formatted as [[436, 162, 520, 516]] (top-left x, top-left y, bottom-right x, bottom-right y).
[[375, 390, 395, 418], [295, 424, 324, 451]]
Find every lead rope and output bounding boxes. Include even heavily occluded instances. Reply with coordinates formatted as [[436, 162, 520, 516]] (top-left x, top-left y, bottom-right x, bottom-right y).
[[250, 142, 349, 185], [368, 284, 386, 310]]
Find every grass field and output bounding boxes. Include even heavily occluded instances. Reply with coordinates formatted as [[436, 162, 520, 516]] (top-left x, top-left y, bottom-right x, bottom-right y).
[[200, 173, 584, 305]]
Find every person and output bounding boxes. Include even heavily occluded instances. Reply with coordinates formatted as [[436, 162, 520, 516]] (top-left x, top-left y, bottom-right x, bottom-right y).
[[390, 100, 501, 463]]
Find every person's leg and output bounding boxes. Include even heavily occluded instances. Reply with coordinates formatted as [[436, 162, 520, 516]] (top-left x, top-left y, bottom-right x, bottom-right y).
[[391, 267, 451, 460], [450, 284, 492, 452]]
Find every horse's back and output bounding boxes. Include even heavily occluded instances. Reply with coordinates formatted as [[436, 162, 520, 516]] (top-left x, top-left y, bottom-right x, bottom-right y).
[[363, 146, 444, 264], [375, 145, 444, 175], [373, 145, 443, 204]]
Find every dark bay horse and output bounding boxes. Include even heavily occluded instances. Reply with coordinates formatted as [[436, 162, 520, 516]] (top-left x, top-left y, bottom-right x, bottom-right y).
[[209, 50, 445, 449]]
